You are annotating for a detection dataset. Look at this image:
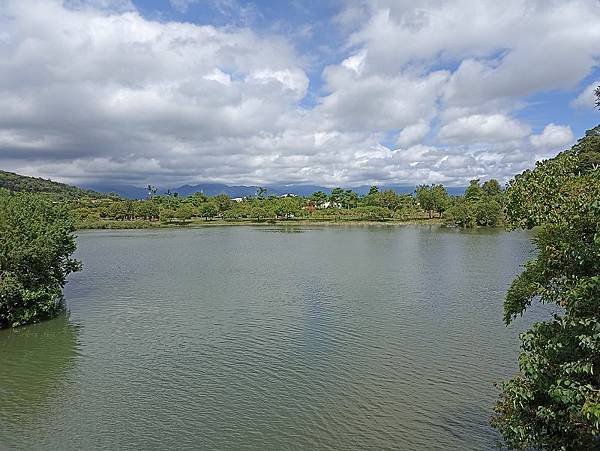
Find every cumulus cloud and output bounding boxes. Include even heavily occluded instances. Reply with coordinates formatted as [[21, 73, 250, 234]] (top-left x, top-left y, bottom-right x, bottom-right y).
[[439, 114, 530, 144], [0, 0, 599, 188], [397, 121, 430, 147], [348, 0, 600, 108], [530, 124, 574, 151], [317, 66, 448, 132], [571, 80, 600, 109]]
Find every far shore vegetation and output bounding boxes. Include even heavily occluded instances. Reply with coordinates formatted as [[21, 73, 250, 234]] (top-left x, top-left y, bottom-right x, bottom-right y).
[[21, 179, 507, 230]]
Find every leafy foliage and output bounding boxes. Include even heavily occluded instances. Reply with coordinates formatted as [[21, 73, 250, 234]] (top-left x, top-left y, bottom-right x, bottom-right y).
[[445, 178, 505, 227], [0, 190, 81, 328], [415, 184, 449, 218], [492, 126, 600, 450]]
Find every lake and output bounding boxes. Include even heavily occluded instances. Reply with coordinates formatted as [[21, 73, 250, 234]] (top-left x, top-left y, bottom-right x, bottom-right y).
[[0, 225, 549, 450]]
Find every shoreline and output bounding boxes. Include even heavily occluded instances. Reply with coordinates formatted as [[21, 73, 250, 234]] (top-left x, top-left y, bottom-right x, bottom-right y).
[[76, 218, 447, 230]]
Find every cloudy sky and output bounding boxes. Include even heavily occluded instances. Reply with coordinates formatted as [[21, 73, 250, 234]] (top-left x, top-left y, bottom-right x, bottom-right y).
[[1, 0, 599, 188]]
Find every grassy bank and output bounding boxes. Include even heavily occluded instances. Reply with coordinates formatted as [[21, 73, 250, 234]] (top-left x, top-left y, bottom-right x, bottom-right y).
[[76, 217, 445, 230]]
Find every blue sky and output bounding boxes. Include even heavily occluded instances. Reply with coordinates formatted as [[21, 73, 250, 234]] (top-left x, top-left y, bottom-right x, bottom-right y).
[[0, 0, 599, 187]]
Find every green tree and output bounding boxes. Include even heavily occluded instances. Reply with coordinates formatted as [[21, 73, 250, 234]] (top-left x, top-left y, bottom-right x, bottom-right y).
[[188, 192, 208, 206], [275, 198, 301, 219], [445, 198, 475, 228], [377, 190, 401, 211], [0, 190, 81, 328], [198, 203, 218, 220], [213, 194, 232, 213], [482, 179, 502, 197], [474, 198, 501, 226], [159, 208, 176, 222], [250, 205, 271, 221], [431, 184, 449, 217], [108, 201, 127, 220], [464, 179, 484, 202], [343, 190, 359, 209], [329, 187, 345, 207], [310, 191, 328, 206], [368, 185, 379, 196], [415, 185, 434, 218], [222, 208, 243, 221], [575, 125, 600, 172], [135, 200, 159, 220], [175, 203, 194, 221], [492, 128, 600, 449]]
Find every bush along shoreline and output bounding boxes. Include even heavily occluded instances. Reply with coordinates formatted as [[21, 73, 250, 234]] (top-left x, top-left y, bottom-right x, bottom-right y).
[[0, 190, 81, 328]]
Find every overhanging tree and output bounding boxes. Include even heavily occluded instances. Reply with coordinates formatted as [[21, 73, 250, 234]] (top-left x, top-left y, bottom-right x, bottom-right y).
[[492, 127, 600, 449], [0, 190, 81, 328]]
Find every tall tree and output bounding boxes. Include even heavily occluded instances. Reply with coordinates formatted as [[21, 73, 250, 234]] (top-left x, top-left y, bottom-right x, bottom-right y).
[[329, 187, 345, 207], [492, 127, 600, 449], [482, 179, 502, 197], [464, 179, 484, 201], [431, 184, 449, 217], [310, 191, 328, 206], [343, 190, 359, 209], [415, 185, 434, 218]]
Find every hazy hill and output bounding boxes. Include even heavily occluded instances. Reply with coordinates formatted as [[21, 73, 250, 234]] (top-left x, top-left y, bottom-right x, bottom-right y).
[[0, 170, 104, 199]]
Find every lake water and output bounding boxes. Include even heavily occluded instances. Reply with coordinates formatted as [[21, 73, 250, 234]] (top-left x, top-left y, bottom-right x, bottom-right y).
[[0, 225, 549, 450]]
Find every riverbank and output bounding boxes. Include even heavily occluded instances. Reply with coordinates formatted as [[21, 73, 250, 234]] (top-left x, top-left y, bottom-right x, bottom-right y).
[[76, 217, 446, 230]]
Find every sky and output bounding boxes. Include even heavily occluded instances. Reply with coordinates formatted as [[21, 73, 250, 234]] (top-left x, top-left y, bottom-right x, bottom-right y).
[[0, 0, 599, 188]]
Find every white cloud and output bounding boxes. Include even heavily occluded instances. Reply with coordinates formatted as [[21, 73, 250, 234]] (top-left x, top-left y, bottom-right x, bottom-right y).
[[439, 114, 530, 144], [248, 69, 309, 101], [397, 121, 430, 147], [317, 67, 448, 132], [530, 124, 574, 151], [0, 0, 599, 188], [571, 80, 600, 109]]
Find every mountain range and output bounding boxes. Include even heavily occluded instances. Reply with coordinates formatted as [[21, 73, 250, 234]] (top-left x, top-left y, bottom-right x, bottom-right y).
[[82, 182, 467, 199], [0, 170, 467, 199]]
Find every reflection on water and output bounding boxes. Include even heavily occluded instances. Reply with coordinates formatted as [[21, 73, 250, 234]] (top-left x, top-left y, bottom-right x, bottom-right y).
[[0, 226, 543, 450], [0, 314, 80, 445]]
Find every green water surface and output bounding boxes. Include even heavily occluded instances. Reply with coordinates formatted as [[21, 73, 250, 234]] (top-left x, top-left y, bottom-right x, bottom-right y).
[[0, 225, 549, 450]]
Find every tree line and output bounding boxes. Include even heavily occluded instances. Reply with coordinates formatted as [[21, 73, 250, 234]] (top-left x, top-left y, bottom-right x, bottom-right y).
[[71, 180, 506, 228]]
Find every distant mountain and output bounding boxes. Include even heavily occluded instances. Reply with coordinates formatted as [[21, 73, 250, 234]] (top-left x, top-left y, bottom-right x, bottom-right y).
[[82, 181, 466, 199], [0, 170, 104, 199], [82, 183, 149, 199]]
